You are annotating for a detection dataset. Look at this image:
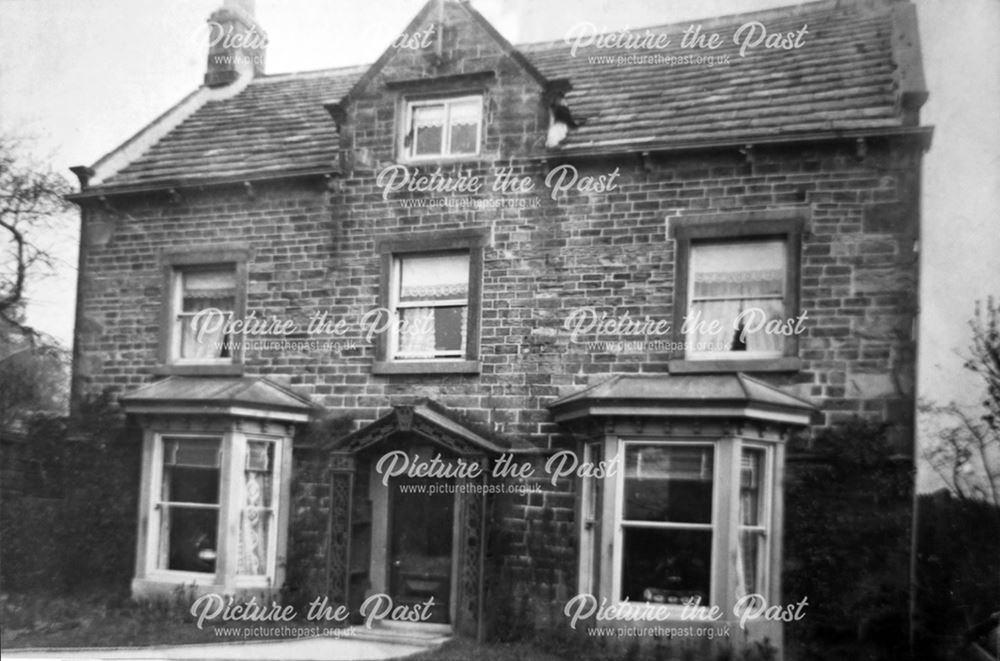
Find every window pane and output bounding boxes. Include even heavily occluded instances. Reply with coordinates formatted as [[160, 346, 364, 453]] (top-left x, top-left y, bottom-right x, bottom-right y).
[[162, 506, 218, 573], [399, 253, 469, 302], [621, 528, 712, 604], [740, 448, 765, 526], [740, 531, 765, 596], [395, 252, 470, 359], [449, 98, 481, 155], [413, 105, 444, 156], [739, 448, 767, 596], [450, 123, 478, 154], [687, 240, 786, 355], [434, 306, 466, 352], [624, 446, 713, 523], [177, 268, 236, 361], [162, 438, 220, 504], [181, 270, 236, 312], [238, 441, 274, 575]]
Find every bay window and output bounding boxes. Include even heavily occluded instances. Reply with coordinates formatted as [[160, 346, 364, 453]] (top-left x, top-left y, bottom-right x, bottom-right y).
[[580, 434, 779, 614], [138, 430, 288, 593]]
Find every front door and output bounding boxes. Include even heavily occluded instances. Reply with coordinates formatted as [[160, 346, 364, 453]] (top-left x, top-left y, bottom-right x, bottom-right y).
[[388, 475, 454, 624]]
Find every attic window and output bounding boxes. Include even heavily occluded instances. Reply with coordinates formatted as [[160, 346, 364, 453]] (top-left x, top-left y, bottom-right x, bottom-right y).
[[403, 96, 482, 160]]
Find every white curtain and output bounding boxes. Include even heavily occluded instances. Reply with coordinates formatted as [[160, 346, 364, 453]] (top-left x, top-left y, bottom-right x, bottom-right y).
[[397, 254, 469, 357], [179, 270, 235, 359], [412, 104, 445, 155], [688, 241, 785, 354], [238, 443, 272, 575]]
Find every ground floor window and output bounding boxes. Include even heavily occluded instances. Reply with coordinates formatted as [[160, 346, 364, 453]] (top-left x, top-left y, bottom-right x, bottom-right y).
[[136, 427, 289, 593]]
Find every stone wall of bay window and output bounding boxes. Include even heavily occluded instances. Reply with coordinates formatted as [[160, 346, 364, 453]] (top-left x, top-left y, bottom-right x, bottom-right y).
[[75, 137, 921, 447]]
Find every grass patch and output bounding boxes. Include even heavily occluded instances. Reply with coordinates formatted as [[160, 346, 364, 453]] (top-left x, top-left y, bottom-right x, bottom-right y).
[[0, 588, 318, 649]]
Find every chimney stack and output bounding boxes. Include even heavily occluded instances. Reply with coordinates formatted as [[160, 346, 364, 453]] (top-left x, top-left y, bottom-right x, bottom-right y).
[[204, 0, 267, 87]]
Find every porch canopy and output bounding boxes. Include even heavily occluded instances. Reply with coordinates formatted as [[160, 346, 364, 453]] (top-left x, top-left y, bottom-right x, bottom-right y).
[[548, 373, 816, 426], [327, 399, 513, 456]]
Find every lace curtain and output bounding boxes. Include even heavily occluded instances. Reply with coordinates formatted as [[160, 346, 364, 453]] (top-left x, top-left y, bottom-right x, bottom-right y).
[[397, 254, 469, 357], [687, 241, 786, 355], [178, 269, 235, 360], [735, 449, 765, 598], [237, 442, 273, 575]]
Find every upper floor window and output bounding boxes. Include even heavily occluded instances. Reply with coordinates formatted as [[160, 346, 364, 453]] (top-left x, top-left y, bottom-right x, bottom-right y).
[[403, 95, 482, 160], [686, 239, 787, 359], [374, 230, 485, 375], [391, 252, 470, 360], [669, 212, 804, 373], [159, 248, 248, 374], [172, 267, 237, 363]]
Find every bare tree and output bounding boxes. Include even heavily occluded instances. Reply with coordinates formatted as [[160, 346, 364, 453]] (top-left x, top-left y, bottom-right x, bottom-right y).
[[0, 133, 74, 338], [0, 134, 73, 423], [921, 297, 1000, 507]]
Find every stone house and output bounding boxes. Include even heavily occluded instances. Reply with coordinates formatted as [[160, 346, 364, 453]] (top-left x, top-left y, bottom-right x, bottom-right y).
[[67, 0, 930, 654]]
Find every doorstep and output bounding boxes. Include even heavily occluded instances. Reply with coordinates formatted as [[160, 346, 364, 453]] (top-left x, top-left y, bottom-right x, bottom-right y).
[[353, 620, 454, 648]]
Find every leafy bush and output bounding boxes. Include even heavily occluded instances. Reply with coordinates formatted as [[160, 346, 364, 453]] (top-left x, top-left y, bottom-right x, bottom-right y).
[[0, 390, 139, 593], [914, 491, 1000, 660], [783, 418, 913, 660]]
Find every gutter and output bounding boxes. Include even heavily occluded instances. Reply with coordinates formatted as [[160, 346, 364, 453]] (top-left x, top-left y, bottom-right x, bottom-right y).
[[66, 166, 338, 203], [545, 125, 934, 162], [67, 125, 933, 202]]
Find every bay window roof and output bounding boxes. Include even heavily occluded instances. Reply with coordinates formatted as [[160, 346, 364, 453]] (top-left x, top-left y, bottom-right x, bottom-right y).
[[121, 376, 315, 422], [548, 373, 816, 426]]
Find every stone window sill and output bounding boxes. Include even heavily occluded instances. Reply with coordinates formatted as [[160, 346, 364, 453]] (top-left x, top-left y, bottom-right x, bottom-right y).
[[372, 360, 481, 375], [152, 363, 245, 377], [668, 357, 803, 374]]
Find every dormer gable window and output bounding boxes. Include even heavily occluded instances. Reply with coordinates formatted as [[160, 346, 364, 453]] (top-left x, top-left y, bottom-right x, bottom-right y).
[[402, 95, 482, 161]]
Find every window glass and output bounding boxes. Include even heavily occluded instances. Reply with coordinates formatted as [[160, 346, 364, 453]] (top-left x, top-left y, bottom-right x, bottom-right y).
[[621, 528, 712, 605], [413, 104, 445, 156], [448, 98, 481, 155], [159, 437, 221, 573], [238, 441, 274, 575], [624, 445, 713, 524], [621, 444, 714, 605], [687, 240, 785, 356], [175, 267, 236, 362], [407, 97, 481, 158], [739, 448, 767, 596], [394, 252, 469, 359]]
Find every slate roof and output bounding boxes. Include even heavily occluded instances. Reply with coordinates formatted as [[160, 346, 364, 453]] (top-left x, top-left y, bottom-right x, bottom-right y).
[[121, 376, 316, 415], [548, 373, 816, 424], [94, 0, 917, 191]]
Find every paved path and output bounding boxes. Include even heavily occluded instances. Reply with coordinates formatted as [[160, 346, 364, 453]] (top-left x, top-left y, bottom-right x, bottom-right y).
[[1, 631, 442, 661]]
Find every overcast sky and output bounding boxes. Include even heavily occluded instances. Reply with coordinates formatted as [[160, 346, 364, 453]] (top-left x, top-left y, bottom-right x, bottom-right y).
[[1, 0, 997, 490]]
